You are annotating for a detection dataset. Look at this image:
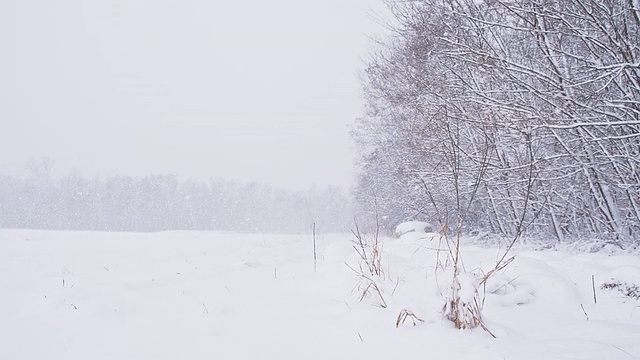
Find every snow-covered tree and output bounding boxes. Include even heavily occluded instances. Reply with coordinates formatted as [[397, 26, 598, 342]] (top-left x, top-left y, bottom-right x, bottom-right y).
[[354, 0, 639, 246]]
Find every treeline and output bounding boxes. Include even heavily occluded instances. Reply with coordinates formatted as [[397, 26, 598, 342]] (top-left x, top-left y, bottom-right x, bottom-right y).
[[354, 0, 639, 246], [0, 169, 353, 233]]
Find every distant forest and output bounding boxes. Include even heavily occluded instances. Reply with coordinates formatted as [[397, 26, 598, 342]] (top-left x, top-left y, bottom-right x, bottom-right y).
[[0, 159, 353, 233]]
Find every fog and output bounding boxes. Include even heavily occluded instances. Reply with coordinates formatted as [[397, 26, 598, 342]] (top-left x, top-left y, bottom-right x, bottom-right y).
[[1, 0, 382, 190]]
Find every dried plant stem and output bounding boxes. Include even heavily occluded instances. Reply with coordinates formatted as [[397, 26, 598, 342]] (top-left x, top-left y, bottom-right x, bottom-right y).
[[396, 309, 424, 327], [312, 222, 317, 272]]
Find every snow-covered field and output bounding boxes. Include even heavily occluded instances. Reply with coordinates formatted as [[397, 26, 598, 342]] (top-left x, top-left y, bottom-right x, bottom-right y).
[[1, 229, 639, 359]]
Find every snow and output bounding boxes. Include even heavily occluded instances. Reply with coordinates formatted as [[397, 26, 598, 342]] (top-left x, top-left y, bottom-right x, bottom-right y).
[[609, 265, 640, 286], [1, 229, 640, 359], [455, 272, 479, 304], [394, 221, 435, 237]]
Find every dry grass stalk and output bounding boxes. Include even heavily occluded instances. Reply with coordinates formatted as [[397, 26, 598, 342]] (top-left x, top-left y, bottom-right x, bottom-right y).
[[439, 223, 496, 336], [444, 294, 482, 330], [347, 218, 389, 308], [395, 309, 424, 328], [345, 262, 388, 308], [351, 220, 384, 279]]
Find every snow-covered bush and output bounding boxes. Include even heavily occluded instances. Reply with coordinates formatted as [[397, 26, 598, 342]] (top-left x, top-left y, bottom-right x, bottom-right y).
[[601, 267, 640, 300], [443, 273, 483, 330], [601, 281, 640, 300], [394, 221, 434, 238]]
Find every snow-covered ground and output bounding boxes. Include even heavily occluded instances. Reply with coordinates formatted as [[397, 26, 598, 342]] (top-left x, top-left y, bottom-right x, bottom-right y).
[[1, 229, 639, 359]]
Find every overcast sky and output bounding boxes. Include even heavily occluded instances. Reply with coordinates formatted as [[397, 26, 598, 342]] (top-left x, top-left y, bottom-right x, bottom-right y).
[[1, 0, 384, 189]]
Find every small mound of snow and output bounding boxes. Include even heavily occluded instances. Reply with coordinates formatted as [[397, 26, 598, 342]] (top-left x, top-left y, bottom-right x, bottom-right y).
[[485, 275, 535, 307], [393, 231, 438, 245], [394, 221, 435, 237], [485, 274, 517, 296], [609, 266, 640, 285], [455, 273, 480, 304]]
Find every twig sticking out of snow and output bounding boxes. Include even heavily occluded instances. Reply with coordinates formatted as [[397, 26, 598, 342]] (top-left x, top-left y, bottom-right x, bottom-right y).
[[580, 304, 589, 321], [611, 345, 636, 360], [312, 222, 317, 272], [395, 309, 424, 328]]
